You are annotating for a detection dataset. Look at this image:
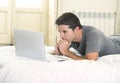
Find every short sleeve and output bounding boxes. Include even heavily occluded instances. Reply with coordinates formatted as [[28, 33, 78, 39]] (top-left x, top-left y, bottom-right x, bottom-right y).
[[85, 30, 103, 54]]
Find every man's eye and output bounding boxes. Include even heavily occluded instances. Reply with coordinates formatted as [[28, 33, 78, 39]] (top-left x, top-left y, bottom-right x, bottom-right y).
[[63, 31, 67, 33]]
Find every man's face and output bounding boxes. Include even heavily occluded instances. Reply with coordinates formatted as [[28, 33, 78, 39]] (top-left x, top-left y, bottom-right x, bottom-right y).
[[58, 25, 75, 42]]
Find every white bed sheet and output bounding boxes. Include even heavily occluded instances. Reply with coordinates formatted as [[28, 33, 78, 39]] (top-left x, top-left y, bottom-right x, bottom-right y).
[[0, 46, 120, 83]]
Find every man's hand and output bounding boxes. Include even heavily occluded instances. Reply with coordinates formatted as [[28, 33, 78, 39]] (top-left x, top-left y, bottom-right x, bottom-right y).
[[57, 40, 71, 55], [54, 44, 62, 55]]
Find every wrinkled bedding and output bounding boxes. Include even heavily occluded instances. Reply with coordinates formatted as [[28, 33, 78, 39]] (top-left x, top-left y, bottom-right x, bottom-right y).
[[0, 46, 120, 83]]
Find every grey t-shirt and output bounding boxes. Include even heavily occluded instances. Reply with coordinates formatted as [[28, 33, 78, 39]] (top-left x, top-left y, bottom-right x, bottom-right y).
[[71, 26, 120, 57]]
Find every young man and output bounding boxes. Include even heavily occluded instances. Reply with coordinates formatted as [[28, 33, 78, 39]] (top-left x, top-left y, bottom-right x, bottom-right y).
[[54, 12, 120, 60]]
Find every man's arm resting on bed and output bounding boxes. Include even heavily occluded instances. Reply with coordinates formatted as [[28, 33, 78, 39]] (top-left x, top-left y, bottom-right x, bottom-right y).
[[55, 39, 99, 60], [63, 50, 99, 60]]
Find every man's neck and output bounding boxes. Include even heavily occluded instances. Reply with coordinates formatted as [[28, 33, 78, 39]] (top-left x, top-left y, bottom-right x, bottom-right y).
[[75, 29, 83, 42]]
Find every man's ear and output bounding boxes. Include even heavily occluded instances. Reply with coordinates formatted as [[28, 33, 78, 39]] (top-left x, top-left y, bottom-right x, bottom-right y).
[[74, 26, 80, 31]]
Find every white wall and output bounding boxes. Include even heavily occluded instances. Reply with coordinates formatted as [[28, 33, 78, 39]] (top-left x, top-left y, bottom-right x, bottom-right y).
[[115, 0, 120, 34], [58, 0, 117, 14]]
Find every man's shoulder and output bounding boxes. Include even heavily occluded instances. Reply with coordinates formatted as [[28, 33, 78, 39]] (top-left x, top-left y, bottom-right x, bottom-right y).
[[83, 25, 97, 30], [83, 25, 105, 38], [82, 25, 98, 33]]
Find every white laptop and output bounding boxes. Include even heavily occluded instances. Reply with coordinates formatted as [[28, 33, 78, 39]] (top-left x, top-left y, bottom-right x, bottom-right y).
[[14, 29, 71, 62], [14, 29, 46, 61]]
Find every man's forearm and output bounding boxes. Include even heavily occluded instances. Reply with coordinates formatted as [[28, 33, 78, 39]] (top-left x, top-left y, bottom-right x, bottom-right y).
[[63, 50, 87, 60]]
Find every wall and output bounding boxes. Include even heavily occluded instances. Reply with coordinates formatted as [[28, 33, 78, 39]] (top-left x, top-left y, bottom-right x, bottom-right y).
[[115, 0, 120, 34], [58, 0, 117, 14]]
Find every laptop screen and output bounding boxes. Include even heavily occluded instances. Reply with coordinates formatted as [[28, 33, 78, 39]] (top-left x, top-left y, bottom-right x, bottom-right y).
[[14, 29, 46, 61]]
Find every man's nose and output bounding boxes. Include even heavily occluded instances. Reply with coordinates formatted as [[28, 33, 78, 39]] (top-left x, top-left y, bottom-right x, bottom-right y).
[[60, 33, 64, 39]]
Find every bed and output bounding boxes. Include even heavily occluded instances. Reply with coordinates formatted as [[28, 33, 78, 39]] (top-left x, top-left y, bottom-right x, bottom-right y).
[[0, 46, 120, 83]]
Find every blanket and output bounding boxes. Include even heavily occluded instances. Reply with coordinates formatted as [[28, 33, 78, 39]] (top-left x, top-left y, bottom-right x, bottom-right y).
[[0, 46, 120, 83]]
